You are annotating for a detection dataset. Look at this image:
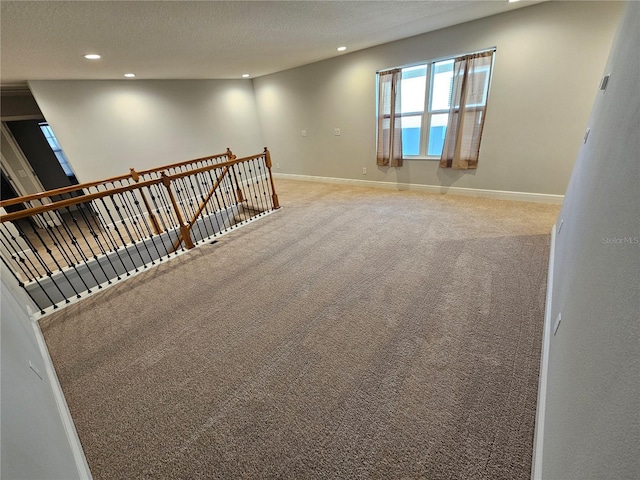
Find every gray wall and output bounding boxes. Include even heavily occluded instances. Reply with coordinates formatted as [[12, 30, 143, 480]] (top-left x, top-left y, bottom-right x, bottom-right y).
[[1, 269, 88, 479], [253, 1, 622, 196], [29, 80, 265, 183], [26, 3, 622, 196], [541, 2, 639, 478]]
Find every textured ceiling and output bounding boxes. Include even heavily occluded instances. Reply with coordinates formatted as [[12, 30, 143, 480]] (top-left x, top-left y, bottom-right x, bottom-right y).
[[1, 1, 538, 85]]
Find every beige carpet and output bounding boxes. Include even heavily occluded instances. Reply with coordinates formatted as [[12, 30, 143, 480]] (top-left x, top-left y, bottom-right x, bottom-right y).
[[41, 179, 559, 479]]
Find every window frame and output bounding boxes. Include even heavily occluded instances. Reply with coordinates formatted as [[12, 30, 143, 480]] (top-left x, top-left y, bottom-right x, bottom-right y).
[[378, 48, 495, 161]]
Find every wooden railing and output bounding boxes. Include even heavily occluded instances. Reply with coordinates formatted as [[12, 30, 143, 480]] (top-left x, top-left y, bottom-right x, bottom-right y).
[[0, 148, 280, 314]]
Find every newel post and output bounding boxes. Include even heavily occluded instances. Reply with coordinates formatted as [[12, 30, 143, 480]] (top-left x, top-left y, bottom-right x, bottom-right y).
[[161, 172, 194, 249], [264, 147, 280, 209]]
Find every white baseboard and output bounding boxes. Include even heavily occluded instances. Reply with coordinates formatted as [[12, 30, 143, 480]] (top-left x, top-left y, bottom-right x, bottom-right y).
[[531, 224, 557, 480], [273, 173, 564, 204], [31, 313, 93, 479]]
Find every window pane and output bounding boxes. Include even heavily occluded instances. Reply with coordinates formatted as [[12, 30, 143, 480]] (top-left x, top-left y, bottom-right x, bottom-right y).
[[427, 113, 449, 156], [430, 60, 454, 111], [401, 115, 421, 156], [400, 65, 426, 114], [38, 122, 76, 178], [53, 151, 75, 177]]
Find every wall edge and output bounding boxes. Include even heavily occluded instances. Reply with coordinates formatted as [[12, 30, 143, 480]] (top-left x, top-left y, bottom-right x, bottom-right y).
[[31, 316, 93, 479], [531, 224, 557, 480]]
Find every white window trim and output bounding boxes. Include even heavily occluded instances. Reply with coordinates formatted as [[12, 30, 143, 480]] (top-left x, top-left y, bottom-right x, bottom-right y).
[[377, 47, 496, 161]]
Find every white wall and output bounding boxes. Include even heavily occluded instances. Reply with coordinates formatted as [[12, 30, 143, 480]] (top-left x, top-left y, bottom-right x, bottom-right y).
[[1, 268, 90, 479], [253, 1, 622, 196], [29, 80, 264, 183], [538, 2, 639, 478]]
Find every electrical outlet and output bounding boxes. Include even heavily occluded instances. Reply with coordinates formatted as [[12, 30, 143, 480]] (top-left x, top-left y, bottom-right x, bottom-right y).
[[334, 128, 341, 136], [301, 130, 307, 137], [276, 163, 280, 169], [362, 167, 367, 175]]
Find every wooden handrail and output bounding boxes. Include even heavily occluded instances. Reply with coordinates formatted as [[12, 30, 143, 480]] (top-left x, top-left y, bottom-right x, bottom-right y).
[[0, 149, 232, 209], [0, 146, 278, 268], [0, 177, 161, 223], [162, 151, 269, 182], [133, 148, 233, 178], [0, 151, 270, 224], [0, 172, 133, 208]]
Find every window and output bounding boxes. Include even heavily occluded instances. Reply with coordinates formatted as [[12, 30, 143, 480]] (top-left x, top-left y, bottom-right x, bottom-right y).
[[381, 50, 494, 159], [38, 122, 76, 179]]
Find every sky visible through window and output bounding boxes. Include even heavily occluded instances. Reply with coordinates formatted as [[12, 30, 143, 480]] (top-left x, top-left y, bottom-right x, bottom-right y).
[[400, 60, 454, 157], [38, 122, 75, 177]]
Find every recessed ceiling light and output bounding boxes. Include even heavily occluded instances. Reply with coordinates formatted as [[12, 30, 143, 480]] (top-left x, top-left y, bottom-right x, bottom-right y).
[[242, 73, 250, 78], [124, 73, 136, 78], [508, 0, 521, 3], [337, 46, 347, 52], [84, 54, 101, 60]]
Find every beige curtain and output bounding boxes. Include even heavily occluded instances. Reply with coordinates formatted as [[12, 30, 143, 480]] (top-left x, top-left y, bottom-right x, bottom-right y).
[[440, 51, 494, 170], [376, 68, 403, 167]]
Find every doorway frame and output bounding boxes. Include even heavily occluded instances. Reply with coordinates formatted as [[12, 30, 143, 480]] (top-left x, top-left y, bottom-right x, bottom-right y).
[[1, 121, 46, 196]]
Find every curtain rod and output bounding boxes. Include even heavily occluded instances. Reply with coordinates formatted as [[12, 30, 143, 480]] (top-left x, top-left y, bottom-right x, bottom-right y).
[[376, 46, 496, 74]]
